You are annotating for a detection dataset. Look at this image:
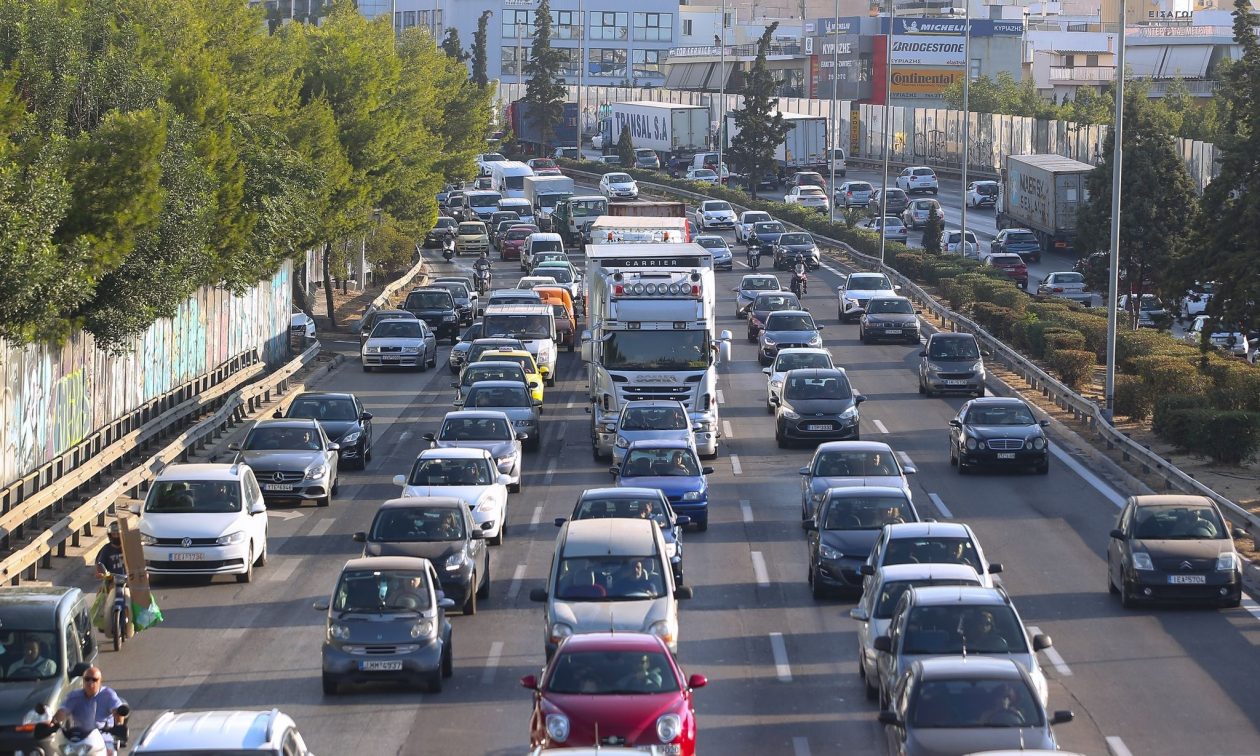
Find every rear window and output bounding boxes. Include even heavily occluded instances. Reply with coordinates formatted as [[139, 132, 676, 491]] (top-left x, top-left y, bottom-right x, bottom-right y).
[[975, 183, 998, 195], [1007, 231, 1038, 244], [912, 168, 935, 177], [846, 183, 872, 192]]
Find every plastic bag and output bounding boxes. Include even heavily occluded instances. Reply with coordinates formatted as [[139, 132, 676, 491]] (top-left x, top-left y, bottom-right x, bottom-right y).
[[131, 597, 163, 633], [89, 587, 109, 633]]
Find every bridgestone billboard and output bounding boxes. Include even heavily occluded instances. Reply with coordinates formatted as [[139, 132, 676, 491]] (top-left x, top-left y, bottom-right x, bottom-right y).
[[890, 36, 966, 66]]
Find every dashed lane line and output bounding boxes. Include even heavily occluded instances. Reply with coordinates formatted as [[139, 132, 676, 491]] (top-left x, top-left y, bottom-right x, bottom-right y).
[[308, 518, 335, 537], [769, 632, 793, 682], [507, 564, 527, 600], [722, 420, 734, 439], [481, 641, 504, 684], [730, 454, 743, 475], [927, 493, 953, 519], [740, 499, 753, 523], [873, 419, 889, 434], [792, 737, 811, 756], [1106, 736, 1134, 756], [750, 551, 770, 587]]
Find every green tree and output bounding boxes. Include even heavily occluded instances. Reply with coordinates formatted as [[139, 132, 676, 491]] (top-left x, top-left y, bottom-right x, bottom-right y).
[[471, 10, 492, 87], [726, 24, 791, 198], [523, 0, 568, 147], [617, 125, 635, 166], [442, 28, 468, 62], [921, 207, 944, 255], [1075, 80, 1197, 329]]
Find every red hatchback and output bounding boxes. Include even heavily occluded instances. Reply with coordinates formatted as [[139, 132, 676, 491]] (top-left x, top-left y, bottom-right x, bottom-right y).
[[500, 224, 538, 261], [985, 252, 1029, 290], [522, 633, 706, 754]]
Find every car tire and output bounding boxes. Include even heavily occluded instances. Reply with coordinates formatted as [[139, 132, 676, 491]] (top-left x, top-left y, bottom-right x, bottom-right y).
[[1107, 559, 1119, 594], [491, 518, 504, 546], [810, 568, 826, 601], [747, 330, 756, 344], [949, 446, 957, 466], [859, 327, 868, 344], [767, 400, 774, 415], [758, 354, 771, 367], [957, 457, 969, 475], [509, 480, 521, 494], [478, 560, 492, 597], [237, 548, 254, 584], [694, 518, 708, 532], [257, 537, 269, 567], [449, 334, 458, 346], [322, 675, 340, 696], [317, 494, 330, 508], [975, 386, 985, 397], [1223, 593, 1242, 609], [776, 429, 787, 449], [442, 640, 454, 678], [1119, 581, 1137, 609], [463, 575, 478, 615], [428, 670, 443, 694], [863, 668, 878, 701], [1036, 459, 1049, 475]]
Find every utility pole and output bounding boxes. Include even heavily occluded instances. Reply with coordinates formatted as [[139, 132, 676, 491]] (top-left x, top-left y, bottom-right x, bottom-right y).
[[959, 3, 970, 255], [717, 2, 726, 170], [1103, 0, 1126, 421], [878, 0, 896, 266], [827, 5, 840, 222], [577, 0, 584, 159]]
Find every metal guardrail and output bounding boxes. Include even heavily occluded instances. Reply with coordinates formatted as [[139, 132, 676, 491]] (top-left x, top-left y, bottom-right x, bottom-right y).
[[355, 254, 429, 334], [0, 341, 323, 584], [563, 166, 1260, 540]]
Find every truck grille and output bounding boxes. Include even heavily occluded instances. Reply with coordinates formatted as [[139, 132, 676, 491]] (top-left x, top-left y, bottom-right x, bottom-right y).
[[619, 385, 694, 404]]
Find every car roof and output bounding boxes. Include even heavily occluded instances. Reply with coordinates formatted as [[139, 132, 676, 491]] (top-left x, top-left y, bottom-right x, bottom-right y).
[[154, 463, 245, 482], [625, 439, 694, 450], [966, 397, 1030, 409], [885, 521, 974, 539], [342, 555, 438, 572], [418, 447, 492, 460], [916, 656, 1026, 680], [0, 587, 79, 617], [908, 585, 1008, 607], [742, 274, 778, 283], [370, 310, 414, 319], [823, 485, 908, 499], [929, 331, 976, 341], [556, 632, 670, 654], [783, 368, 847, 381], [563, 518, 658, 556], [443, 410, 513, 421], [529, 232, 563, 241], [471, 337, 525, 345], [849, 272, 888, 280], [136, 710, 295, 752], [465, 360, 526, 371], [579, 487, 667, 500], [1131, 494, 1216, 509], [377, 496, 466, 511], [480, 348, 534, 360], [776, 347, 830, 356], [876, 563, 983, 583], [816, 440, 894, 454]]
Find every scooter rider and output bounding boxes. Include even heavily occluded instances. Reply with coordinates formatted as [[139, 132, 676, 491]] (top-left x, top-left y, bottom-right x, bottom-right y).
[[52, 666, 129, 750], [791, 253, 808, 296], [95, 523, 126, 579], [747, 244, 761, 270], [474, 250, 492, 291]]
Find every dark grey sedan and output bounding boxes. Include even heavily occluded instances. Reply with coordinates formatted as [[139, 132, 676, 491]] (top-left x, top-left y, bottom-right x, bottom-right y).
[[773, 368, 864, 448], [772, 232, 821, 270], [805, 486, 920, 598], [859, 296, 920, 345], [746, 292, 803, 343], [455, 380, 542, 451], [758, 310, 823, 366], [949, 397, 1049, 475]]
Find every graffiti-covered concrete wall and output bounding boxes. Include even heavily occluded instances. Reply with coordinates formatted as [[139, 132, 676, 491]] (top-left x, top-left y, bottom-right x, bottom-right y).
[[0, 261, 292, 491]]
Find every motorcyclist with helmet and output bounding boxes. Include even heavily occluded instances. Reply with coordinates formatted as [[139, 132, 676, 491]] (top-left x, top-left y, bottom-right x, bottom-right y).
[[790, 253, 808, 297], [474, 250, 493, 294]]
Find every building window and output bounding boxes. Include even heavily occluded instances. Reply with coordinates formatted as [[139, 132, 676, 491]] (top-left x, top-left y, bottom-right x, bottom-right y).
[[588, 47, 628, 77], [632, 49, 665, 76], [554, 10, 584, 40], [394, 11, 402, 31], [502, 9, 535, 39], [969, 58, 982, 80], [1087, 54, 1099, 67], [403, 10, 416, 27], [590, 12, 628, 41], [682, 19, 692, 35], [502, 46, 532, 76], [559, 47, 581, 76], [723, 12, 731, 28], [633, 13, 673, 42]]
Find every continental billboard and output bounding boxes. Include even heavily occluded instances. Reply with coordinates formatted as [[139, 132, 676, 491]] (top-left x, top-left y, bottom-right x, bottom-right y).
[[891, 68, 964, 95]]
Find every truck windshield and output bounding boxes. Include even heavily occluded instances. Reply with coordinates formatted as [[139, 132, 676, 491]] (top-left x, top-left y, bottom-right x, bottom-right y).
[[570, 199, 608, 217], [538, 193, 567, 209], [469, 194, 500, 208], [603, 331, 709, 370], [483, 314, 552, 339]]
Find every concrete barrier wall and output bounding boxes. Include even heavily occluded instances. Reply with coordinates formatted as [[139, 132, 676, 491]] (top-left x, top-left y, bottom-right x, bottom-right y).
[[0, 261, 293, 490]]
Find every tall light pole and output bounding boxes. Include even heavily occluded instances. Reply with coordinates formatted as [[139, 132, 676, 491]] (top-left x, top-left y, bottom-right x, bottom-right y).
[[959, 3, 970, 255], [827, 3, 839, 222], [878, 0, 896, 266], [576, 0, 584, 158], [717, 3, 726, 170], [1103, 0, 1127, 420]]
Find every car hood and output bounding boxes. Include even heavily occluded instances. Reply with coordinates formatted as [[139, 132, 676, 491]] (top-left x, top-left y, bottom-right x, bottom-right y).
[[364, 539, 462, 563], [619, 476, 705, 498], [609, 183, 637, 190], [318, 420, 361, 441], [404, 307, 451, 317], [966, 424, 1041, 440], [240, 450, 323, 472], [1133, 538, 1232, 560], [472, 406, 535, 422], [820, 529, 880, 558], [545, 692, 681, 739], [365, 337, 424, 349], [139, 512, 241, 539], [552, 596, 670, 635], [763, 329, 819, 343], [0, 680, 62, 723], [809, 475, 906, 494], [401, 484, 496, 507], [335, 613, 437, 644], [783, 398, 856, 415], [617, 430, 693, 450], [907, 726, 1056, 755], [778, 243, 817, 253], [864, 313, 917, 326], [434, 440, 516, 458]]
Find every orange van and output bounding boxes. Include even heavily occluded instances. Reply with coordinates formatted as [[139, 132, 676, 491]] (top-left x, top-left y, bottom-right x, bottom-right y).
[[534, 286, 577, 351]]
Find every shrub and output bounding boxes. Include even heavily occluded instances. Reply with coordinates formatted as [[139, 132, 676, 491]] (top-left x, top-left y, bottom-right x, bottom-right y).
[[1131, 355, 1209, 406], [1053, 311, 1109, 358], [1152, 393, 1211, 436], [1205, 359, 1260, 412], [972, 303, 1016, 340], [985, 285, 1026, 312], [1008, 312, 1039, 352], [1157, 408, 1213, 451], [1026, 301, 1073, 321], [1201, 411, 1260, 464], [922, 261, 965, 285], [939, 279, 974, 310], [1113, 374, 1152, 420], [1027, 322, 1079, 358], [1116, 328, 1181, 372], [1048, 349, 1095, 388], [1043, 328, 1087, 357]]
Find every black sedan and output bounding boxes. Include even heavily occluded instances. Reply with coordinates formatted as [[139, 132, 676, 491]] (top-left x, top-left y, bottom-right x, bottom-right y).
[[805, 486, 920, 599], [772, 232, 821, 270], [746, 291, 803, 343], [557, 487, 689, 584], [275, 391, 374, 470], [1107, 494, 1245, 608], [746, 220, 787, 251], [425, 216, 458, 247], [429, 281, 475, 326], [948, 397, 1049, 475], [859, 296, 920, 345], [773, 368, 864, 448]]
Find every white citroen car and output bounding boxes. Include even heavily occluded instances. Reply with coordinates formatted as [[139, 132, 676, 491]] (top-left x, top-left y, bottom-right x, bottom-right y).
[[393, 447, 511, 545]]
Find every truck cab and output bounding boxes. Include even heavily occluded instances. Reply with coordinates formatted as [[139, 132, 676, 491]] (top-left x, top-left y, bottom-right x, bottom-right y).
[[552, 195, 609, 247]]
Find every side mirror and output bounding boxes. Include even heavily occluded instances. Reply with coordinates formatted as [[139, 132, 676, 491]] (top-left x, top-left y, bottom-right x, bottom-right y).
[[393, 474, 407, 487], [817, 324, 825, 330], [1039, 419, 1050, 427], [129, 502, 142, 516], [272, 409, 284, 419], [69, 662, 90, 679], [326, 443, 340, 452], [948, 419, 962, 428], [770, 396, 779, 406], [873, 636, 892, 653], [1032, 633, 1053, 652], [529, 588, 549, 602], [608, 467, 620, 476], [675, 515, 691, 526], [1051, 710, 1075, 725], [533, 399, 543, 407], [854, 394, 866, 405], [554, 517, 568, 527], [439, 597, 456, 609], [360, 411, 374, 421], [1232, 527, 1247, 539], [312, 599, 330, 611], [988, 562, 1004, 575], [453, 400, 465, 408], [688, 673, 708, 689], [894, 284, 902, 291], [517, 433, 529, 441], [902, 464, 918, 475], [919, 350, 928, 357], [702, 467, 714, 475], [470, 529, 487, 539], [877, 711, 901, 727], [249, 502, 266, 515], [450, 382, 459, 389], [529, 382, 540, 389], [803, 517, 817, 531], [1109, 529, 1125, 540], [860, 563, 875, 576], [498, 474, 512, 486], [849, 606, 870, 621], [422, 432, 436, 442], [603, 423, 617, 433], [520, 674, 538, 690], [675, 586, 694, 600], [798, 466, 810, 476], [227, 442, 241, 452], [352, 531, 366, 543]]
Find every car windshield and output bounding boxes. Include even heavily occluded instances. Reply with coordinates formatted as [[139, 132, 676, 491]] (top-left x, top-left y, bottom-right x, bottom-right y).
[[775, 352, 832, 371], [704, 202, 732, 212], [883, 537, 983, 573], [696, 238, 726, 249], [243, 426, 322, 451], [530, 239, 564, 253], [489, 293, 537, 305], [0, 631, 60, 681], [506, 229, 533, 241], [929, 338, 980, 360], [745, 277, 779, 291], [606, 173, 632, 183], [459, 223, 487, 234], [744, 212, 772, 223], [575, 496, 671, 527], [569, 199, 607, 217], [823, 495, 913, 530], [434, 218, 456, 228], [467, 340, 524, 360], [755, 222, 786, 234], [370, 506, 466, 543], [868, 299, 913, 314], [813, 450, 900, 477], [537, 267, 573, 283], [287, 397, 358, 421], [462, 365, 525, 384], [371, 321, 424, 339], [692, 170, 716, 178], [480, 353, 536, 374], [468, 195, 499, 208], [902, 604, 1027, 655], [966, 404, 1036, 426], [546, 650, 680, 694], [784, 375, 851, 401], [911, 679, 1042, 728], [460, 323, 484, 341], [483, 313, 551, 340], [440, 417, 510, 441], [332, 569, 432, 613], [550, 304, 569, 320], [466, 385, 531, 408], [765, 314, 815, 331], [482, 153, 506, 161], [779, 234, 812, 245], [1133, 505, 1227, 539], [874, 579, 978, 619], [405, 292, 451, 310], [146, 480, 242, 513], [850, 276, 892, 291], [407, 457, 494, 486], [1007, 232, 1037, 243], [532, 159, 557, 169], [754, 295, 797, 311], [623, 448, 701, 477], [621, 405, 688, 431], [555, 556, 668, 601], [602, 330, 709, 370]]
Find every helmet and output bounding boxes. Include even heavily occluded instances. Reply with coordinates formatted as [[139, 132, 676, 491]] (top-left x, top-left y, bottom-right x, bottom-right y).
[[107, 521, 122, 546]]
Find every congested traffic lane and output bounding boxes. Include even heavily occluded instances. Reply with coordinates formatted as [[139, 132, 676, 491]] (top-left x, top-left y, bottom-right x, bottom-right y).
[[93, 242, 1260, 755]]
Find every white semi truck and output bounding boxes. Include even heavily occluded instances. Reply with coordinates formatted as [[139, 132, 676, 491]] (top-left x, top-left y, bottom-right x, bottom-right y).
[[523, 175, 575, 232], [581, 243, 732, 463]]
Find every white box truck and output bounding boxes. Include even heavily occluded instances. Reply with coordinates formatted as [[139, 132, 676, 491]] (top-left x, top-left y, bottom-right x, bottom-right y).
[[598, 102, 710, 156], [725, 111, 828, 172], [523, 175, 575, 232]]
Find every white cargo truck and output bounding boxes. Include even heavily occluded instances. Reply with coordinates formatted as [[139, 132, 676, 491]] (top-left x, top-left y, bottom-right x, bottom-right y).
[[725, 111, 828, 172], [523, 175, 575, 232], [597, 102, 710, 156]]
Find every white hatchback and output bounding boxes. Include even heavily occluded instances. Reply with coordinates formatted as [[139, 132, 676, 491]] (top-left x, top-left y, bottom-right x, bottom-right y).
[[136, 463, 269, 583], [393, 447, 512, 544]]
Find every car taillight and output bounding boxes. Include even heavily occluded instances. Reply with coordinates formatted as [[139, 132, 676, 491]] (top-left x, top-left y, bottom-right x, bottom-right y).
[[1052, 287, 1064, 293]]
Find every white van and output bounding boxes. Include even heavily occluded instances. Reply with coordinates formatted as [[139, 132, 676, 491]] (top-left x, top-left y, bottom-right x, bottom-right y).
[[497, 197, 535, 226], [530, 518, 691, 658], [481, 303, 558, 385], [490, 160, 534, 199]]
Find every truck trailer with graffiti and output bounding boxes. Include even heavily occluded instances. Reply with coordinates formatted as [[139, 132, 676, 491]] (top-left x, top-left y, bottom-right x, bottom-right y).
[[995, 153, 1092, 256]]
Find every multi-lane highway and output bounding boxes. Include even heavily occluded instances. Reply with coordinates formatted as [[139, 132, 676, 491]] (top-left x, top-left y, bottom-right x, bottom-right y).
[[92, 212, 1260, 755]]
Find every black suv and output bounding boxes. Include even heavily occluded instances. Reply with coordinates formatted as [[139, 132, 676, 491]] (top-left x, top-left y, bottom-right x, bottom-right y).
[[428, 281, 475, 326], [403, 288, 459, 344]]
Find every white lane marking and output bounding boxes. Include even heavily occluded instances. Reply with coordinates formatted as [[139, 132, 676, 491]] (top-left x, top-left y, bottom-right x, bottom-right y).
[[566, 399, 574, 409], [1242, 596, 1260, 622], [722, 420, 734, 439], [309, 518, 334, 537], [1106, 736, 1135, 756], [507, 564, 527, 600], [399, 430, 413, 444], [792, 736, 811, 756], [530, 506, 543, 527], [716, 389, 726, 405], [543, 460, 557, 486], [820, 262, 843, 275], [873, 419, 889, 434], [154, 671, 209, 711], [735, 260, 749, 269], [740, 499, 754, 523], [1027, 626, 1073, 676], [481, 641, 504, 684], [730, 454, 742, 475], [750, 551, 770, 586], [1049, 445, 1127, 508], [896, 451, 914, 469], [265, 557, 301, 583], [267, 510, 303, 521], [928, 493, 954, 519], [769, 632, 793, 682]]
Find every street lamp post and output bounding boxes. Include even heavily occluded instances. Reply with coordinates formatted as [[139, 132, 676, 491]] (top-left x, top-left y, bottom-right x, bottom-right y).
[[717, 3, 726, 172], [1103, 0, 1127, 420], [878, 0, 897, 266], [827, 0, 839, 222], [959, 3, 970, 256], [577, 0, 584, 159]]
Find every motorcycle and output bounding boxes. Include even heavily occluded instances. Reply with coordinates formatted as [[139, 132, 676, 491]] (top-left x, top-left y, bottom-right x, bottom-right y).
[[747, 246, 761, 270], [475, 267, 491, 296], [105, 572, 131, 652], [441, 238, 455, 262], [32, 705, 130, 756], [790, 255, 808, 298]]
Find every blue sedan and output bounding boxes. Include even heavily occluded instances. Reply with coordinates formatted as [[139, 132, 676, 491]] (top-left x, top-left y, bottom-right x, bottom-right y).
[[609, 440, 713, 531]]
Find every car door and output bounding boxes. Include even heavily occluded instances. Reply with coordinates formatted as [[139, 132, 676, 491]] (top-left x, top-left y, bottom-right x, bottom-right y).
[[875, 597, 907, 694], [354, 396, 373, 456], [465, 506, 487, 570], [318, 424, 339, 479], [244, 471, 268, 544], [1108, 500, 1134, 586]]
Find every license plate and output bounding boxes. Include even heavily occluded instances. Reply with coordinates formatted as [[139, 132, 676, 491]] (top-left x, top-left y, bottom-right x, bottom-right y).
[[996, 453, 1015, 460], [265, 484, 293, 492], [170, 552, 204, 561], [945, 380, 969, 386], [885, 329, 903, 335], [806, 423, 831, 430], [359, 660, 404, 671], [1168, 574, 1206, 584], [382, 358, 399, 364]]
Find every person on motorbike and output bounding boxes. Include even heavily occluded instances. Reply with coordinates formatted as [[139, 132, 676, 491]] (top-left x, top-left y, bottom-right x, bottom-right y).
[[473, 251, 492, 292], [52, 667, 128, 748], [747, 244, 761, 270], [791, 254, 808, 296], [95, 523, 131, 641]]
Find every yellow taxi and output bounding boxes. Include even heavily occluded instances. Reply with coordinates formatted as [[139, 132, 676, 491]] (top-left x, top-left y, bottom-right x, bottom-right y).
[[479, 348, 544, 403]]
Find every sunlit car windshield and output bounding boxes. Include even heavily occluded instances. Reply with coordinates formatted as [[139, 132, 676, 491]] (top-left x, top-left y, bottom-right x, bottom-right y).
[[868, 298, 913, 314], [405, 292, 452, 310], [823, 495, 913, 530], [536, 267, 573, 283], [743, 212, 771, 223], [765, 314, 816, 331], [622, 448, 701, 477], [812, 450, 901, 477], [875, 579, 978, 619], [288, 397, 358, 421], [883, 537, 982, 574], [911, 679, 1042, 728], [606, 173, 632, 183], [555, 556, 668, 601], [0, 631, 60, 681], [754, 295, 797, 312], [371, 321, 424, 340], [370, 507, 466, 543], [744, 277, 779, 291], [621, 405, 688, 431], [575, 496, 672, 527], [243, 426, 322, 452], [754, 222, 786, 234], [784, 375, 851, 401], [440, 417, 511, 441], [146, 481, 242, 513], [546, 650, 680, 694], [902, 605, 1027, 655], [407, 457, 494, 486], [333, 569, 432, 612], [779, 234, 812, 245], [775, 352, 832, 371], [459, 223, 487, 234], [704, 201, 732, 212], [928, 338, 980, 360], [483, 314, 551, 340], [467, 195, 500, 208], [1133, 505, 1227, 539], [849, 276, 893, 291], [466, 385, 531, 408], [965, 404, 1036, 426], [461, 364, 526, 385]]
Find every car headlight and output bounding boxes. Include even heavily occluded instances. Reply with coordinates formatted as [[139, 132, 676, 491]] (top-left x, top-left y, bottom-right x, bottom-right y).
[[819, 543, 843, 560], [781, 409, 799, 419], [1132, 551, 1154, 571], [401, 346, 419, 353], [1031, 437, 1047, 450], [411, 619, 435, 638], [328, 623, 351, 641], [365, 346, 380, 354], [648, 619, 677, 646], [216, 531, 247, 546], [496, 457, 515, 473], [811, 491, 827, 503], [543, 713, 572, 744], [808, 334, 823, 346], [1216, 552, 1238, 571], [656, 713, 683, 744], [550, 622, 574, 643], [770, 379, 783, 388], [762, 337, 776, 347], [839, 406, 858, 420], [305, 465, 328, 480], [445, 552, 465, 571], [140, 532, 157, 546], [476, 497, 497, 512], [341, 430, 361, 444], [964, 437, 978, 450], [972, 361, 985, 373], [682, 491, 702, 501], [443, 314, 456, 321], [615, 436, 630, 449]]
